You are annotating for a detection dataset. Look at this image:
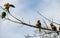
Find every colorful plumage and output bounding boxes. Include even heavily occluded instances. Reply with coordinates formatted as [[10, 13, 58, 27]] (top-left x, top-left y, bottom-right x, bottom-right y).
[[36, 20, 41, 32], [50, 23, 59, 35], [4, 3, 15, 13], [4, 3, 10, 12], [1, 12, 6, 19]]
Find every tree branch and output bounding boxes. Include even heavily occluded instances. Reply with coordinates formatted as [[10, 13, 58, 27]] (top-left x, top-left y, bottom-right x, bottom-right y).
[[0, 14, 54, 31], [9, 13, 23, 23], [5, 18, 22, 24], [42, 19, 49, 29], [37, 11, 60, 25], [0, 6, 60, 34]]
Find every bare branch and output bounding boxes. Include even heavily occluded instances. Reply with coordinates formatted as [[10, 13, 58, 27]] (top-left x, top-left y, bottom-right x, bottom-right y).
[[5, 18, 22, 24], [9, 13, 23, 23], [0, 5, 60, 34], [0, 6, 5, 10], [42, 19, 49, 29], [5, 17, 58, 32], [37, 11, 60, 25], [21, 22, 55, 31], [0, 14, 55, 32]]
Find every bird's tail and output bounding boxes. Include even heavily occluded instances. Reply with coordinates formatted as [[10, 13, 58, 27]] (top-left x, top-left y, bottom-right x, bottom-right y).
[[9, 4, 15, 8], [38, 28, 41, 32], [56, 31, 59, 35], [2, 17, 3, 19], [7, 9, 10, 13]]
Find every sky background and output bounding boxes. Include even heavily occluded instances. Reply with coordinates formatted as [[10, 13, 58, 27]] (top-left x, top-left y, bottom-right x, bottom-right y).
[[0, 0, 60, 38]]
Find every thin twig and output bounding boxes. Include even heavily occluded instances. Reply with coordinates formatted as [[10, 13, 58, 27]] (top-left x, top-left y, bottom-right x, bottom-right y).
[[9, 13, 23, 23], [0, 6, 5, 10], [42, 19, 49, 29], [5, 18, 22, 24], [37, 11, 60, 25]]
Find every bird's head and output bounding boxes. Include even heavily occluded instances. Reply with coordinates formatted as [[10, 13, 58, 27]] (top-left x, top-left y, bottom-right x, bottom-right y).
[[37, 20, 40, 23], [50, 23, 54, 26], [4, 3, 10, 8]]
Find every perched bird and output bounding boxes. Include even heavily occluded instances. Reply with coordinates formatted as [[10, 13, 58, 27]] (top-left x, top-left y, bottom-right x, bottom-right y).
[[50, 23, 59, 35], [1, 12, 6, 19], [4, 3, 15, 13], [36, 20, 41, 32]]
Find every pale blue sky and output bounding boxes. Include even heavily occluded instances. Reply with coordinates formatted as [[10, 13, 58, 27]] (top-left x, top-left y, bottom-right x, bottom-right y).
[[0, 0, 60, 38]]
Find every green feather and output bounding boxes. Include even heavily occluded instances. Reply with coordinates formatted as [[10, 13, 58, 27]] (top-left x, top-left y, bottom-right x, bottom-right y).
[[5, 7, 10, 13], [1, 12, 6, 19], [56, 31, 59, 35]]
